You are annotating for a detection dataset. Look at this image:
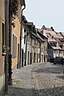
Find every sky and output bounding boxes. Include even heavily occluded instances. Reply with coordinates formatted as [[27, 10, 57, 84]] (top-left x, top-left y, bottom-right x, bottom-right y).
[[24, 0, 64, 32]]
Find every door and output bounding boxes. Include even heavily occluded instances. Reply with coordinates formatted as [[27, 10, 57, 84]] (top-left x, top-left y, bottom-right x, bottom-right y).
[[17, 44, 20, 68], [28, 51, 29, 65]]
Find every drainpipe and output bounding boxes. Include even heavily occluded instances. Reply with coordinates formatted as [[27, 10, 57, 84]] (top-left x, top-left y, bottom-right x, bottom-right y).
[[5, 0, 9, 93], [8, 1, 12, 85], [20, 3, 26, 68], [25, 28, 28, 66], [40, 43, 41, 62], [30, 36, 32, 64]]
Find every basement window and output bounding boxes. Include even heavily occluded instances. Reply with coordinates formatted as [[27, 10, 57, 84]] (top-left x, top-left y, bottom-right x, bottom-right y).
[[12, 34, 17, 58]]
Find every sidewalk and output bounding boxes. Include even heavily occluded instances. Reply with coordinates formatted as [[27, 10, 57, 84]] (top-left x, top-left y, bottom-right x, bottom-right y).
[[4, 63, 41, 96]]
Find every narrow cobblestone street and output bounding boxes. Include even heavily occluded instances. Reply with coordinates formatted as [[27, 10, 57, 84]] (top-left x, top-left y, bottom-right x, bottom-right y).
[[4, 62, 64, 96]]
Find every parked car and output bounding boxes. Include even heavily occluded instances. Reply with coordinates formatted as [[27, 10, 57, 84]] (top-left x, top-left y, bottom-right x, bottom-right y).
[[54, 57, 63, 65], [50, 58, 54, 63]]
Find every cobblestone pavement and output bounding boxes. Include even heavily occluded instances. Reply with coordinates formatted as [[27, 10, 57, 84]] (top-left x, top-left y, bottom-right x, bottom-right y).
[[32, 62, 64, 96], [3, 62, 64, 96], [3, 63, 40, 96]]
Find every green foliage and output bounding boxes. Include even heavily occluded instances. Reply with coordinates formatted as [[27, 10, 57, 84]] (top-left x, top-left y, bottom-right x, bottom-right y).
[[9, 0, 19, 17]]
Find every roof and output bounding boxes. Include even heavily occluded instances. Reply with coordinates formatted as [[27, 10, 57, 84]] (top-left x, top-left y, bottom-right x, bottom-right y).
[[42, 26, 54, 31], [61, 32, 64, 37], [48, 38, 56, 42], [22, 15, 28, 23], [26, 22, 33, 26], [60, 38, 64, 42], [39, 26, 64, 40], [52, 46, 61, 50], [37, 33, 45, 42], [43, 30, 57, 37], [53, 32, 63, 39], [37, 31, 48, 39]]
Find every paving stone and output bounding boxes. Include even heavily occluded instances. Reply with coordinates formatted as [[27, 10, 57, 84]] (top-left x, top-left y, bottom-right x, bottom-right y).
[[3, 63, 64, 96]]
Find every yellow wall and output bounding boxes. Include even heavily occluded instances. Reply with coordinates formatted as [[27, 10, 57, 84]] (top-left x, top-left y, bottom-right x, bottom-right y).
[[0, 0, 5, 20], [12, 16, 21, 68], [0, 0, 5, 91], [0, 0, 5, 76]]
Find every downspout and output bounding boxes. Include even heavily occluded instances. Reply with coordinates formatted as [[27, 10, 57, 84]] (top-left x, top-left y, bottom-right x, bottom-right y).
[[5, 0, 9, 93], [25, 27, 28, 66], [39, 41, 41, 62], [20, 3, 26, 68], [30, 35, 32, 64]]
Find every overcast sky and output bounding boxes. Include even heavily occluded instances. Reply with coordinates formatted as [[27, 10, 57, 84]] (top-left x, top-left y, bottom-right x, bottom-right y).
[[24, 0, 64, 32]]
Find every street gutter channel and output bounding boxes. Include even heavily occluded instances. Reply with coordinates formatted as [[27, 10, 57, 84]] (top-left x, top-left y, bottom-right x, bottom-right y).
[[31, 63, 43, 96]]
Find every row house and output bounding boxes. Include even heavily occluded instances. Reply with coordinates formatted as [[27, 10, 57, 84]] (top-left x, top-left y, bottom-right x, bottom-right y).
[[30, 30, 42, 64], [21, 16, 47, 67], [37, 31, 48, 62], [0, 0, 26, 94], [39, 25, 64, 61], [11, 0, 25, 69], [8, 0, 26, 86]]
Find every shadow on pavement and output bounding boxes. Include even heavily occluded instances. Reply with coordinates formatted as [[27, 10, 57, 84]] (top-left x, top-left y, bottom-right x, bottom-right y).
[[4, 86, 64, 96], [33, 66, 64, 74], [57, 75, 64, 80]]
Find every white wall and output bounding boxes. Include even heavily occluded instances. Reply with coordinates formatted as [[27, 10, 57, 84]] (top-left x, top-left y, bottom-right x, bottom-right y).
[[21, 25, 24, 49]]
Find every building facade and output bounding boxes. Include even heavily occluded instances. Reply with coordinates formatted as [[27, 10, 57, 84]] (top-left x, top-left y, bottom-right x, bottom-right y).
[[21, 16, 47, 66], [40, 25, 64, 62], [0, 0, 26, 93], [37, 31, 48, 62], [11, 0, 25, 69], [0, 0, 5, 93]]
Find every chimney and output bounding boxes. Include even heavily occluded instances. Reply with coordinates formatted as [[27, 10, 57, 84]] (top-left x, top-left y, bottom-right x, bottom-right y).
[[42, 25, 46, 29], [51, 26, 54, 31]]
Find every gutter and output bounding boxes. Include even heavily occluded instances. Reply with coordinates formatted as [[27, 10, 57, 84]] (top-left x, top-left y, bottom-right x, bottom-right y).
[[21, 0, 26, 11], [22, 3, 26, 11]]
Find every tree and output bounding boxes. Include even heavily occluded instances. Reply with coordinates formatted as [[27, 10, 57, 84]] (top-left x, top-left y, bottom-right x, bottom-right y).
[[9, 0, 18, 18], [9, 0, 19, 27]]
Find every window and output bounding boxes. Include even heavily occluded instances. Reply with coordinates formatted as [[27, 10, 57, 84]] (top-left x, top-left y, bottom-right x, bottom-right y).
[[2, 23, 5, 55], [63, 51, 64, 56], [24, 28, 26, 32], [12, 34, 17, 58], [34, 40, 37, 45], [27, 35, 30, 43], [24, 36, 25, 44]]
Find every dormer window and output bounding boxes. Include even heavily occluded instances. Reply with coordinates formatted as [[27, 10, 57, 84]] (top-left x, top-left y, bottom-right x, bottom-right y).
[[24, 29, 26, 32], [52, 36, 54, 38], [56, 43, 59, 47], [47, 33, 51, 37], [60, 45, 62, 48], [63, 44, 64, 48]]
